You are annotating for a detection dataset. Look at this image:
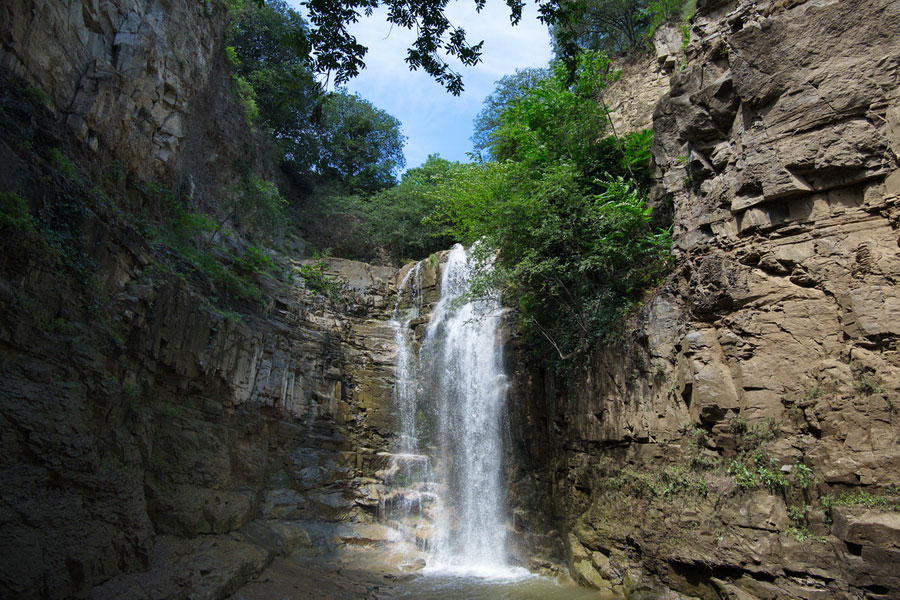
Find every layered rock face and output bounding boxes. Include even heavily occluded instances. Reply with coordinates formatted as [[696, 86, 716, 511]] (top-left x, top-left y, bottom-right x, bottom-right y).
[[0, 0, 269, 198], [544, 0, 900, 598], [0, 2, 412, 597], [0, 220, 407, 599]]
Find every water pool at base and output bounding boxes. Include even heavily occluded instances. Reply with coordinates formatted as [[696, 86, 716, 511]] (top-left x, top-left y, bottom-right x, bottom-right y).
[[389, 571, 623, 599]]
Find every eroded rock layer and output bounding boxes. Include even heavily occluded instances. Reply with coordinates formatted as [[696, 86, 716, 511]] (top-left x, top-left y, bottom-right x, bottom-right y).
[[540, 0, 900, 598]]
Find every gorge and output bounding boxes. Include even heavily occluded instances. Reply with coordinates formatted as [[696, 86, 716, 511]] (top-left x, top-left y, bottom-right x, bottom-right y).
[[1, 0, 899, 599]]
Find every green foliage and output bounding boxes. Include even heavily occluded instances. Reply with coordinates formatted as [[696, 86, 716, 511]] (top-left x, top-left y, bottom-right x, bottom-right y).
[[792, 462, 815, 490], [304, 0, 487, 94], [471, 67, 549, 162], [233, 246, 275, 276], [36, 186, 93, 273], [133, 179, 272, 305], [604, 464, 709, 501], [307, 155, 456, 263], [728, 459, 759, 490], [297, 253, 346, 301], [803, 385, 822, 401], [821, 491, 896, 511], [726, 418, 790, 492], [227, 0, 319, 168], [224, 0, 687, 95], [231, 74, 259, 124], [194, 251, 262, 302], [550, 0, 691, 56], [225, 45, 241, 66], [0, 192, 35, 231], [786, 525, 827, 544], [49, 148, 78, 180], [430, 165, 671, 365], [696, 477, 708, 497], [853, 370, 884, 396], [314, 91, 406, 192], [23, 81, 52, 108], [103, 161, 125, 184], [174, 211, 216, 237], [753, 450, 787, 490], [426, 51, 671, 367], [491, 53, 612, 167], [728, 416, 748, 435], [212, 176, 287, 244], [788, 504, 809, 523]]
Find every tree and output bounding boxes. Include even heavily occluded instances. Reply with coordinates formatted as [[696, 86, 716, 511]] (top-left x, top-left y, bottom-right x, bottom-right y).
[[471, 67, 548, 161], [227, 0, 321, 169], [427, 50, 671, 368], [298, 0, 593, 94], [315, 91, 406, 192], [549, 0, 690, 56], [550, 0, 650, 55], [490, 52, 612, 169], [363, 154, 457, 259]]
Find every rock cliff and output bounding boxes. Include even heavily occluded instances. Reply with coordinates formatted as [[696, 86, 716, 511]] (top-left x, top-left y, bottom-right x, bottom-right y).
[[2, 0, 899, 598], [0, 2, 416, 597], [539, 0, 900, 598]]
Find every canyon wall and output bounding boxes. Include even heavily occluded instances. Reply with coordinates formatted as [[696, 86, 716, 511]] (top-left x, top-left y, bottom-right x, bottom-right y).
[[3, 0, 900, 598], [544, 0, 900, 598], [0, 1, 413, 597]]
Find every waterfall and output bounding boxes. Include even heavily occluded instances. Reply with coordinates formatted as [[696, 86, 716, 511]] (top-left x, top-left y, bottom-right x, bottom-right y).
[[387, 243, 513, 575], [391, 262, 422, 455], [382, 261, 433, 560]]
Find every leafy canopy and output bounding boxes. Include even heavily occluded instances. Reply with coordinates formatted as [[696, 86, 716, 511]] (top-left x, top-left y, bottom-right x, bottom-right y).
[[303, 154, 456, 263], [550, 0, 693, 55], [428, 51, 671, 366], [296, 0, 604, 94], [227, 0, 320, 168], [227, 1, 406, 191], [471, 67, 548, 161], [315, 91, 406, 192]]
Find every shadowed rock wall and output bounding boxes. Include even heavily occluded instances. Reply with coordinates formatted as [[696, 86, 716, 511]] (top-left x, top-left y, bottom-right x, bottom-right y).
[[0, 2, 411, 597]]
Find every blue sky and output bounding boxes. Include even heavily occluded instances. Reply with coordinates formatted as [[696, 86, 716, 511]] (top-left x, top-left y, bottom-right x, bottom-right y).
[[289, 1, 553, 171]]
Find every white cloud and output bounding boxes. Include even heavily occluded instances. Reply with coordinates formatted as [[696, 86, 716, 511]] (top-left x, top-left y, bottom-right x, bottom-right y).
[[288, 0, 552, 169]]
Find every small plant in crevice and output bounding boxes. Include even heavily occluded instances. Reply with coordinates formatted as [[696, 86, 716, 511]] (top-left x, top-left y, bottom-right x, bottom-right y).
[[0, 192, 35, 232], [852, 370, 884, 396], [803, 385, 822, 401], [792, 461, 816, 490], [787, 504, 809, 523], [679, 423, 720, 471], [233, 246, 276, 278], [48, 148, 79, 180], [680, 23, 691, 49], [727, 459, 758, 490], [786, 525, 827, 544], [296, 252, 347, 302], [821, 491, 897, 512], [728, 416, 748, 435]]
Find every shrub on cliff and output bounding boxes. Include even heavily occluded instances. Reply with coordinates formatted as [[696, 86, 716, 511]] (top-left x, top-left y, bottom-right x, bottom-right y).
[[428, 52, 671, 366], [302, 155, 456, 263]]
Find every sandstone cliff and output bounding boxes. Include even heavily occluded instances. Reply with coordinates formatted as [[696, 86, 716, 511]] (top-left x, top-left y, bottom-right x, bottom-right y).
[[539, 0, 900, 598], [0, 1, 416, 597]]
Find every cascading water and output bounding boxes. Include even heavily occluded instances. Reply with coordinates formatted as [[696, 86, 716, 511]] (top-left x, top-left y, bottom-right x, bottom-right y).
[[382, 262, 434, 559], [386, 243, 517, 576]]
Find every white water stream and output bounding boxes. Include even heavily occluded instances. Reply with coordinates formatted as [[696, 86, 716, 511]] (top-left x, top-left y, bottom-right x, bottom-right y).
[[387, 243, 522, 578]]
